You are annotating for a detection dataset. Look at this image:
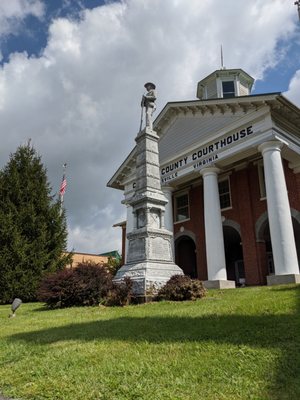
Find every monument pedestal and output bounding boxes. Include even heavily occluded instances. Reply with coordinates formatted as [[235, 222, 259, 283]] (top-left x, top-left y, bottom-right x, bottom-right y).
[[114, 260, 183, 297], [114, 227, 183, 296]]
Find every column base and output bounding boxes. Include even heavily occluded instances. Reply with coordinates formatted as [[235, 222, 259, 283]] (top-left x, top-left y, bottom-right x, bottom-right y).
[[203, 280, 236, 289], [267, 274, 300, 286]]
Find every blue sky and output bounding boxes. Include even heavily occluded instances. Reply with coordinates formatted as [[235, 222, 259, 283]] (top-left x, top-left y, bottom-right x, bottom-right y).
[[0, 1, 106, 62], [254, 35, 300, 94], [0, 0, 300, 253]]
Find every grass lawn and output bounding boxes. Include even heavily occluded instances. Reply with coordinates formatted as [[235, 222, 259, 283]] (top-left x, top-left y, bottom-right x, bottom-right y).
[[0, 285, 300, 400]]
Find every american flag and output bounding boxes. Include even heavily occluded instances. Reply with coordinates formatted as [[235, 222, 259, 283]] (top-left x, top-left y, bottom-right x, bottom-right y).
[[60, 175, 67, 196]]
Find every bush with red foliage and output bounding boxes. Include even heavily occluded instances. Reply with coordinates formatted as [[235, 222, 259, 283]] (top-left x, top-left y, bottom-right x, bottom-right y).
[[37, 262, 131, 308], [156, 275, 206, 301], [105, 277, 133, 307]]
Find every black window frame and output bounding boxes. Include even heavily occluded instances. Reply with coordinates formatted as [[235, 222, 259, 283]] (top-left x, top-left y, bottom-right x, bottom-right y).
[[222, 80, 235, 98], [218, 177, 232, 210], [174, 192, 190, 223], [257, 161, 267, 199]]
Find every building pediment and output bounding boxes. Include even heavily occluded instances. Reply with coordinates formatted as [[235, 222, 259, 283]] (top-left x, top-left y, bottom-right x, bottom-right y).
[[107, 93, 300, 190]]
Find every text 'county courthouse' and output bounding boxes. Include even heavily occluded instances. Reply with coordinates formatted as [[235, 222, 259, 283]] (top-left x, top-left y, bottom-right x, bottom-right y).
[[108, 68, 300, 287]]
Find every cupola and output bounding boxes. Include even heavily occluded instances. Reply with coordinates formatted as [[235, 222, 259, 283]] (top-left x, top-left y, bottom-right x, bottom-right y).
[[196, 68, 254, 100]]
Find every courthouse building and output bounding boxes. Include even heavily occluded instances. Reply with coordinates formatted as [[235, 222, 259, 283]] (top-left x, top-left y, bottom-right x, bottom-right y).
[[108, 68, 300, 287]]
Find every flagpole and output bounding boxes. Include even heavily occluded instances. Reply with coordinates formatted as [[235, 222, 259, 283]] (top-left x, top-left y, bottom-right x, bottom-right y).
[[59, 163, 67, 215]]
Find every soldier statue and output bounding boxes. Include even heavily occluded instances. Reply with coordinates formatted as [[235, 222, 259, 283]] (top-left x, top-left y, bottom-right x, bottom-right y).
[[141, 82, 157, 131]]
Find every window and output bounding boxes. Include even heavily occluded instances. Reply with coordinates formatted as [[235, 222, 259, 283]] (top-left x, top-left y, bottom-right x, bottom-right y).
[[219, 178, 231, 209], [175, 193, 190, 222], [257, 161, 266, 199], [222, 81, 235, 98]]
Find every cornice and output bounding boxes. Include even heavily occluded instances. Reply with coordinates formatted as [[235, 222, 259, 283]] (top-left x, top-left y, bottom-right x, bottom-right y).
[[154, 94, 281, 135]]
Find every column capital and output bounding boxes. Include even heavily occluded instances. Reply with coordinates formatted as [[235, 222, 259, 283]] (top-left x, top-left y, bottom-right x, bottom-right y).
[[200, 166, 220, 177], [258, 141, 284, 155]]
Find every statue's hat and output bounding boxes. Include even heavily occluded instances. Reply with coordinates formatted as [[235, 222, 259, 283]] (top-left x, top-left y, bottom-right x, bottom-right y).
[[144, 82, 156, 90]]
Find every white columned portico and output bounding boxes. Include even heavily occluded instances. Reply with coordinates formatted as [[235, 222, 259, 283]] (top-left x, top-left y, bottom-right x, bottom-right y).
[[258, 141, 300, 285], [125, 204, 134, 263], [200, 167, 235, 289]]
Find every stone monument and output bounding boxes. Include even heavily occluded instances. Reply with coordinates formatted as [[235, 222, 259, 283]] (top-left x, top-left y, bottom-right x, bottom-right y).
[[114, 83, 183, 298]]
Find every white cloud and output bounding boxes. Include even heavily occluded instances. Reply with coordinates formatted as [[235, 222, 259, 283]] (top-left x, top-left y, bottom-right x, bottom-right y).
[[0, 0, 44, 37], [0, 0, 298, 254], [284, 70, 300, 107]]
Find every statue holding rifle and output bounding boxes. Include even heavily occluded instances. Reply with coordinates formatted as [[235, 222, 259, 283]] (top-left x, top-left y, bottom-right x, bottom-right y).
[[140, 82, 157, 131]]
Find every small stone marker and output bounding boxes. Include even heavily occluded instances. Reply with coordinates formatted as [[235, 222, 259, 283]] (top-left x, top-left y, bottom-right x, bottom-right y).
[[9, 298, 22, 318]]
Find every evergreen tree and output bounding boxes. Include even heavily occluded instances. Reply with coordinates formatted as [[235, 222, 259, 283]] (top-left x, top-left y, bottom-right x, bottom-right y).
[[0, 144, 71, 303]]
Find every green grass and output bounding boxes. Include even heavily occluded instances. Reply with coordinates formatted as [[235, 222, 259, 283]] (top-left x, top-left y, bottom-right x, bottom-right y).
[[0, 285, 300, 400]]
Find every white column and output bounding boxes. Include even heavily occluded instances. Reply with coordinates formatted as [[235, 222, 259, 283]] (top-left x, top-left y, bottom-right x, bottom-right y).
[[162, 186, 174, 233], [125, 204, 134, 263], [200, 167, 228, 282], [162, 186, 175, 260], [258, 141, 299, 278]]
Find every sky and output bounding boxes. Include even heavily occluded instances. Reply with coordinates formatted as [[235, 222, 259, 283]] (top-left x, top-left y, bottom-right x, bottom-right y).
[[0, 0, 300, 255]]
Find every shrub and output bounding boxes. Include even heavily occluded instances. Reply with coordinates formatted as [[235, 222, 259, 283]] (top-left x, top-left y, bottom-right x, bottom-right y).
[[37, 262, 113, 308], [156, 275, 206, 301], [104, 277, 133, 307]]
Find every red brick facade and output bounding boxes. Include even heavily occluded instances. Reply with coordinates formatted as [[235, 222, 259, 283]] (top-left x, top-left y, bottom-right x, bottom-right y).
[[173, 160, 300, 285]]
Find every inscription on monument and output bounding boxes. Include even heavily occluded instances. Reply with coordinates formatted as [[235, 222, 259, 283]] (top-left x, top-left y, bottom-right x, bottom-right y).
[[149, 236, 172, 261], [127, 238, 145, 263]]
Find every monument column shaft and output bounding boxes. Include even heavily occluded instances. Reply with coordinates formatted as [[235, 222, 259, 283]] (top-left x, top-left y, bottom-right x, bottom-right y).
[[201, 167, 227, 281], [135, 131, 162, 194], [258, 141, 299, 275]]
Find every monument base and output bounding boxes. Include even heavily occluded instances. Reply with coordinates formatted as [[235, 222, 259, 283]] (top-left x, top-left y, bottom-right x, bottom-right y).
[[114, 261, 183, 297], [203, 280, 236, 289], [267, 274, 300, 286]]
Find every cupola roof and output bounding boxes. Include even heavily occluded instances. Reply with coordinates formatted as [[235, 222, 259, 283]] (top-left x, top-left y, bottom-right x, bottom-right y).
[[196, 68, 254, 100]]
